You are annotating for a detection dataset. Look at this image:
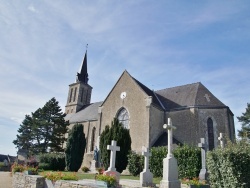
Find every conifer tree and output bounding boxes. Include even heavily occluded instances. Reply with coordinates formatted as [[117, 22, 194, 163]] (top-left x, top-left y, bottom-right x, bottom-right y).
[[238, 103, 250, 140], [13, 97, 69, 154], [100, 118, 131, 173], [65, 123, 86, 172]]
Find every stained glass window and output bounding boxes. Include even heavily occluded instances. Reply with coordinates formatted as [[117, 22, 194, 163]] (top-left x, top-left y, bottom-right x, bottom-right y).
[[117, 108, 130, 129], [207, 118, 214, 150]]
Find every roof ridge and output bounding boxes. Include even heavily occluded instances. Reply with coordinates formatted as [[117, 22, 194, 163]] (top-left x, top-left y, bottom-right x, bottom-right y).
[[156, 82, 201, 92]]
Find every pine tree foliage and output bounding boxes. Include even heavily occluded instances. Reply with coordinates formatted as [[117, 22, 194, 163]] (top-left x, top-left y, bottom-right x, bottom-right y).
[[13, 97, 69, 154], [13, 115, 33, 151], [65, 123, 86, 172], [238, 103, 250, 140], [100, 118, 131, 173]]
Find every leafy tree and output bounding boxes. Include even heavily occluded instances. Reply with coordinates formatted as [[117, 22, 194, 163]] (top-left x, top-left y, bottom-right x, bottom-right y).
[[13, 97, 69, 154], [100, 118, 131, 173], [65, 123, 86, 172], [237, 103, 250, 140]]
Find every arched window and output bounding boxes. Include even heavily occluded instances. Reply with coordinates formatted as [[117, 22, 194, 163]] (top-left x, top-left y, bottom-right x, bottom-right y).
[[90, 127, 96, 151], [117, 108, 130, 129], [207, 118, 214, 150]]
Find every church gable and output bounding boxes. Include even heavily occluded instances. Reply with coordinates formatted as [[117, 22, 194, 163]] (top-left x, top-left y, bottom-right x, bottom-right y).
[[100, 70, 154, 108], [100, 70, 157, 150]]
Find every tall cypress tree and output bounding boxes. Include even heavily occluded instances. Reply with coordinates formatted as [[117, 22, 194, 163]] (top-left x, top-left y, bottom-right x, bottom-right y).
[[65, 123, 86, 172], [100, 118, 131, 173]]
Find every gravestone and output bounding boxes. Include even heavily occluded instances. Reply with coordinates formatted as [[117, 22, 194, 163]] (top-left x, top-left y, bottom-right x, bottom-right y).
[[140, 146, 153, 187], [160, 118, 181, 188], [218, 133, 225, 148], [198, 138, 208, 181], [104, 140, 120, 182]]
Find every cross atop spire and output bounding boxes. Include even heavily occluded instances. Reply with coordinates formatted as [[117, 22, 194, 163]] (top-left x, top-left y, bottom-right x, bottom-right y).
[[76, 45, 89, 84]]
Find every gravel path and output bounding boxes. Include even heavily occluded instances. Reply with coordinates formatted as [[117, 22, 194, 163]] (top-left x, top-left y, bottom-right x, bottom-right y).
[[0, 172, 12, 188]]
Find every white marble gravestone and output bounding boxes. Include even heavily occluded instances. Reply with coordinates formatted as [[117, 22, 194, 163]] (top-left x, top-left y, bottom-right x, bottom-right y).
[[160, 118, 181, 188], [104, 140, 120, 182], [140, 146, 153, 187]]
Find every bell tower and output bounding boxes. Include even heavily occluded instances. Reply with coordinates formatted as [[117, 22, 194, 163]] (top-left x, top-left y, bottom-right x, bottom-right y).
[[65, 50, 92, 114]]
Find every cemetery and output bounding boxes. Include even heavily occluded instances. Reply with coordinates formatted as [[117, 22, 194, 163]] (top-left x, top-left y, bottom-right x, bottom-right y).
[[10, 117, 250, 188]]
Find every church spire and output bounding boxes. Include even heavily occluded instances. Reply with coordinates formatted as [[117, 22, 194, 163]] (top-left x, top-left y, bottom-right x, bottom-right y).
[[76, 49, 88, 84]]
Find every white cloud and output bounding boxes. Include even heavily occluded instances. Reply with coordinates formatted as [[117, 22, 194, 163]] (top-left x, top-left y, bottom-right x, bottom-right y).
[[28, 5, 37, 13]]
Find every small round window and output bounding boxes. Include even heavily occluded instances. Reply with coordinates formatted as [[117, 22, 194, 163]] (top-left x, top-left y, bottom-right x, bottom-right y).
[[117, 108, 130, 129]]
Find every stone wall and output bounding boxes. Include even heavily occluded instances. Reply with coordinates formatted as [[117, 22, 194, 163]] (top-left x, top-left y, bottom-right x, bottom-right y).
[[13, 172, 44, 188], [13, 173, 97, 188]]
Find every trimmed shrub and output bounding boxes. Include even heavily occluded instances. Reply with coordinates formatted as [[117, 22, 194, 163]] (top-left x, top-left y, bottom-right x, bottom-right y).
[[149, 146, 167, 177], [129, 145, 201, 178], [38, 163, 50, 171], [174, 144, 201, 179], [65, 123, 86, 172], [38, 152, 65, 171], [127, 151, 144, 176], [207, 140, 250, 188]]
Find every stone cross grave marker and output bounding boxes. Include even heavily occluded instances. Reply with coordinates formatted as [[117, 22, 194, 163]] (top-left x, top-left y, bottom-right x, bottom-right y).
[[198, 138, 208, 180], [140, 146, 153, 187], [107, 140, 120, 171], [164, 117, 176, 157], [160, 118, 180, 188], [142, 147, 151, 171], [218, 133, 225, 149]]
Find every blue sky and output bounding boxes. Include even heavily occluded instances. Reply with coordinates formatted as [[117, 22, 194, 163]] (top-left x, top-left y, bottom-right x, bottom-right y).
[[1, 1, 250, 156]]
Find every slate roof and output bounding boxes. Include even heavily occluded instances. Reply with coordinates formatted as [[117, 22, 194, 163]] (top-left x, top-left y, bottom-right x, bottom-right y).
[[155, 82, 226, 110], [65, 101, 102, 123], [0, 154, 16, 162], [132, 77, 164, 110], [0, 154, 8, 162], [66, 73, 228, 124], [152, 132, 183, 147]]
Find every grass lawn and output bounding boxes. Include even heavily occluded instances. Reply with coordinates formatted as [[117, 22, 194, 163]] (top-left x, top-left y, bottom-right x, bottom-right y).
[[40, 171, 162, 184]]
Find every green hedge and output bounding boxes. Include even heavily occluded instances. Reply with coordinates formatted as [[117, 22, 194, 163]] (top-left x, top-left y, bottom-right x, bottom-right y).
[[128, 145, 201, 178], [38, 152, 65, 171], [207, 141, 250, 188], [127, 151, 144, 176], [174, 144, 201, 179], [149, 147, 167, 177]]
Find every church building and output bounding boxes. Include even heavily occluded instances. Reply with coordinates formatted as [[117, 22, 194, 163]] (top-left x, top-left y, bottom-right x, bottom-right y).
[[65, 51, 235, 168]]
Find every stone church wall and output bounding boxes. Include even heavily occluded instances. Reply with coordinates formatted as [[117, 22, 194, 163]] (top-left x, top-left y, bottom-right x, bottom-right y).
[[168, 107, 233, 147], [149, 105, 165, 147], [100, 72, 150, 152], [169, 108, 198, 145], [198, 107, 232, 147]]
